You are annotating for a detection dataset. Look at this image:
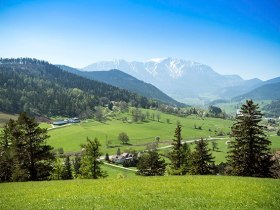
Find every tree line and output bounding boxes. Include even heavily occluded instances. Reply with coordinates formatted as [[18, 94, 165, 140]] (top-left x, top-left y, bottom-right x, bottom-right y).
[[0, 112, 107, 182], [136, 100, 277, 177], [0, 100, 279, 182]]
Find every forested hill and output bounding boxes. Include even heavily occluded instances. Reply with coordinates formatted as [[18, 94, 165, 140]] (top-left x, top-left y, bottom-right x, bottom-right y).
[[263, 100, 280, 117], [0, 58, 157, 117], [233, 82, 280, 101], [58, 65, 184, 107]]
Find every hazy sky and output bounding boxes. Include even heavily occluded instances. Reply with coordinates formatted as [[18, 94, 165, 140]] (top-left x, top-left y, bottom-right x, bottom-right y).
[[0, 0, 279, 80]]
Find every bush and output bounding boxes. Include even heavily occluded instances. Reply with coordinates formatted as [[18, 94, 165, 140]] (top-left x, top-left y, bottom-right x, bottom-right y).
[[118, 132, 130, 144]]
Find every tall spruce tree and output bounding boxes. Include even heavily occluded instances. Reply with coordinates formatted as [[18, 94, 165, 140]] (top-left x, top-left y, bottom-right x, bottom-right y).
[[15, 113, 54, 181], [137, 150, 166, 176], [169, 124, 191, 175], [61, 156, 73, 180], [73, 154, 82, 178], [227, 100, 274, 177], [80, 137, 107, 179], [190, 138, 215, 175], [0, 120, 16, 182], [0, 113, 54, 182]]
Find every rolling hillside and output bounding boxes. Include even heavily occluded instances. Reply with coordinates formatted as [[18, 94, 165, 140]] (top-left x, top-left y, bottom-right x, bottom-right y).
[[0, 58, 156, 116], [58, 65, 184, 106], [233, 82, 280, 101]]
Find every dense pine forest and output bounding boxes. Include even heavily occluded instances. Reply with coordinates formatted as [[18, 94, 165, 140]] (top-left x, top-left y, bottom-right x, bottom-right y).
[[0, 58, 158, 117], [263, 100, 280, 117]]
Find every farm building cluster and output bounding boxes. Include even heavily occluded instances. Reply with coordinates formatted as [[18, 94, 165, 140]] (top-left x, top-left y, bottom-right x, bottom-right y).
[[53, 117, 80, 126], [109, 152, 139, 166]]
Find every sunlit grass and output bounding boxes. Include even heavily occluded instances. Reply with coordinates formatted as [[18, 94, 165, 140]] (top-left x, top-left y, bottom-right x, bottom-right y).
[[0, 176, 279, 210]]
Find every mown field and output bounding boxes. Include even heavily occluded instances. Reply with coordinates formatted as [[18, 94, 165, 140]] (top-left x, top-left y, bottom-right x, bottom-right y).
[[46, 108, 280, 164], [0, 175, 279, 210], [1, 109, 280, 164], [47, 110, 233, 154]]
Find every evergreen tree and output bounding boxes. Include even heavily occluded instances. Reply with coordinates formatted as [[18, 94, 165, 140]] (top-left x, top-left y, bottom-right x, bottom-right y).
[[190, 138, 215, 175], [0, 120, 15, 182], [116, 148, 121, 156], [180, 143, 192, 175], [137, 150, 166, 176], [61, 156, 73, 180], [0, 113, 54, 182], [52, 157, 63, 180], [211, 140, 219, 151], [227, 100, 274, 177], [14, 113, 54, 181], [105, 153, 110, 162], [73, 154, 82, 178], [80, 137, 107, 179], [169, 125, 191, 175]]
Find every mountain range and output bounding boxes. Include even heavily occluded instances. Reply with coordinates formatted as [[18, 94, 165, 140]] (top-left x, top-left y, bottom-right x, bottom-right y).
[[58, 65, 183, 106], [83, 57, 270, 104]]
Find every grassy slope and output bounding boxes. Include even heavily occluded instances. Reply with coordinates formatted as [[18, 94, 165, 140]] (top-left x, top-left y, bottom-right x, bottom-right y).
[[47, 111, 233, 154], [0, 112, 18, 127], [47, 109, 280, 163], [0, 176, 279, 210], [216, 100, 272, 115]]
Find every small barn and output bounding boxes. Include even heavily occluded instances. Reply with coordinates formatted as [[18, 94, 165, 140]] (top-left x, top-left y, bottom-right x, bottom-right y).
[[53, 120, 67, 126]]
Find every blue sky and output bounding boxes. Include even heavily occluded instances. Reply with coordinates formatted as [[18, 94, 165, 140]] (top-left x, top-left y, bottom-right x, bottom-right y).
[[0, 0, 279, 80]]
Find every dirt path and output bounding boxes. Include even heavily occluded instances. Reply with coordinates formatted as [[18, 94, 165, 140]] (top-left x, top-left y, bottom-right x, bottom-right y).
[[104, 162, 138, 172], [157, 136, 229, 150], [47, 123, 72, 131]]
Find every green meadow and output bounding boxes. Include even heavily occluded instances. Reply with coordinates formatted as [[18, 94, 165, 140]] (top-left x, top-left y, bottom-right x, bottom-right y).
[[46, 108, 280, 164], [1, 109, 279, 164], [47, 110, 233, 155], [0, 112, 18, 127], [0, 176, 279, 210]]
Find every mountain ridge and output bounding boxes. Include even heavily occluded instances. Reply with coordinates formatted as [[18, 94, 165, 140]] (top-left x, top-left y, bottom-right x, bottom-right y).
[[58, 65, 184, 107], [233, 82, 280, 101], [82, 57, 263, 104]]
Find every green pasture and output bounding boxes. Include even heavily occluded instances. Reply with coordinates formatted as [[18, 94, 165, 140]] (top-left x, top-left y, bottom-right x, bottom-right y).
[[47, 111, 233, 154], [217, 100, 272, 115], [0, 176, 279, 210], [0, 112, 17, 127]]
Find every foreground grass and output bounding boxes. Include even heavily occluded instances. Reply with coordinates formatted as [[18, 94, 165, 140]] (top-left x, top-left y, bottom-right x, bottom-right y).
[[0, 176, 279, 210]]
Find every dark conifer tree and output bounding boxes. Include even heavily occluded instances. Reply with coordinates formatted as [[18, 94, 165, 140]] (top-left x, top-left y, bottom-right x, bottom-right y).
[[190, 138, 215, 175], [105, 153, 110, 162], [227, 100, 274, 177], [0, 120, 16, 182], [169, 125, 191, 175], [137, 150, 166, 176], [80, 137, 107, 179], [117, 148, 121, 156], [14, 113, 54, 181], [73, 154, 82, 178], [169, 125, 183, 171], [180, 143, 192, 175], [0, 113, 54, 182], [61, 156, 73, 180]]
